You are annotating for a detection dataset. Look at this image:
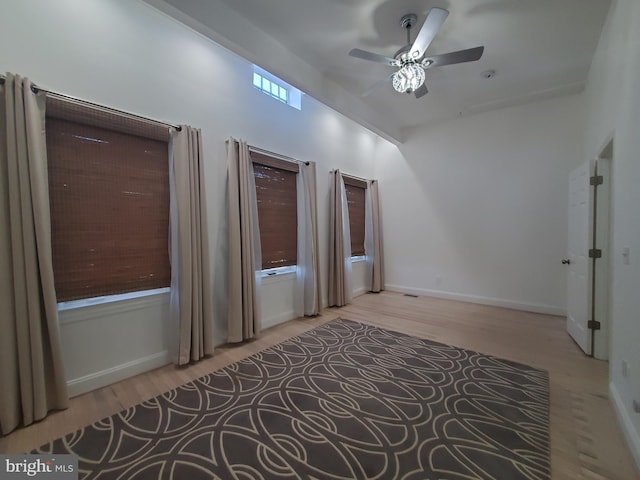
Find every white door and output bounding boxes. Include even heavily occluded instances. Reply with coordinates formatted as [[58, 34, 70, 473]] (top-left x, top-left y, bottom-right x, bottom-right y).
[[566, 161, 592, 354]]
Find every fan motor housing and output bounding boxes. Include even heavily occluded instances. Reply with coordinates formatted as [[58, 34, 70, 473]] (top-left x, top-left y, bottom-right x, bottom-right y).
[[393, 45, 411, 60], [395, 14, 420, 61], [400, 13, 418, 30]]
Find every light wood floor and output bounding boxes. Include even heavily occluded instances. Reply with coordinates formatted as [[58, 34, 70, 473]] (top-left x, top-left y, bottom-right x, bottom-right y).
[[1, 291, 638, 479]]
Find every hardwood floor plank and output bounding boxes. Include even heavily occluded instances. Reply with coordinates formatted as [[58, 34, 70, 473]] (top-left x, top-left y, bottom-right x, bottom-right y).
[[1, 291, 637, 479]]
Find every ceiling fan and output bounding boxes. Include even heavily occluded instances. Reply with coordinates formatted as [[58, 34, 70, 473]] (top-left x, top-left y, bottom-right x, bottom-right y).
[[349, 8, 484, 98]]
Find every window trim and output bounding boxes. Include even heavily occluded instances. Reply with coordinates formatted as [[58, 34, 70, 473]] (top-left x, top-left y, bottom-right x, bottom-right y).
[[251, 150, 299, 173], [57, 287, 170, 313], [261, 265, 296, 278], [343, 175, 368, 189], [57, 288, 170, 326]]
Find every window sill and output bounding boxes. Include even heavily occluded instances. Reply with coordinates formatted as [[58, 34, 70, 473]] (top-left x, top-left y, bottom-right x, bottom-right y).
[[261, 266, 296, 284], [57, 287, 170, 325], [261, 266, 295, 277], [58, 287, 171, 311], [351, 255, 366, 263]]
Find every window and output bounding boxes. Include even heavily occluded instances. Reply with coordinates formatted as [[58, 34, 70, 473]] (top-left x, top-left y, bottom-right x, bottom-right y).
[[343, 177, 367, 257], [253, 72, 288, 104], [252, 66, 302, 110], [45, 101, 170, 302], [251, 151, 299, 270]]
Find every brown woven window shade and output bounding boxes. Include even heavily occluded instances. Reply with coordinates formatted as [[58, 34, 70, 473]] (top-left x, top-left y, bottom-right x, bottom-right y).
[[46, 95, 170, 142], [46, 117, 170, 301], [344, 177, 367, 257], [251, 152, 298, 269]]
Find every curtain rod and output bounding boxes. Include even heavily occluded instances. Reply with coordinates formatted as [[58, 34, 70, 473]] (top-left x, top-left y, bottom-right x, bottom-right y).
[[27, 82, 181, 131], [249, 144, 309, 166], [225, 139, 309, 166], [331, 170, 375, 183]]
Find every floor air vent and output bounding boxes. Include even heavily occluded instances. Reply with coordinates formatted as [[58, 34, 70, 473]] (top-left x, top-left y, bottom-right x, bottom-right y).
[[404, 293, 419, 298]]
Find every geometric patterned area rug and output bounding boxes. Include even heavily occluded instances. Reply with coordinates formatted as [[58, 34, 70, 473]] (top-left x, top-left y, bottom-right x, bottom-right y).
[[36, 318, 550, 479]]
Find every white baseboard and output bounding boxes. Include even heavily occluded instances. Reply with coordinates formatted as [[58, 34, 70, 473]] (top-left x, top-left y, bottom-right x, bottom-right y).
[[385, 284, 566, 316], [610, 382, 640, 470], [67, 351, 171, 397], [353, 287, 368, 297], [262, 310, 297, 330]]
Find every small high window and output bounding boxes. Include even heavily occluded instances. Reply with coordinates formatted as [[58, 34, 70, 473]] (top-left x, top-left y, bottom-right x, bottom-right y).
[[252, 66, 302, 110], [253, 72, 288, 104]]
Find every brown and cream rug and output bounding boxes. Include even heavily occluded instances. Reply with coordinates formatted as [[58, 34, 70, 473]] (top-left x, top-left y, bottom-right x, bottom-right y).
[[36, 318, 550, 479]]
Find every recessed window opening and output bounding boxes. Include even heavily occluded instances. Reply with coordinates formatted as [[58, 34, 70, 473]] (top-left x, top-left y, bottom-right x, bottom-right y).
[[343, 176, 368, 258], [251, 150, 299, 270], [46, 105, 171, 303]]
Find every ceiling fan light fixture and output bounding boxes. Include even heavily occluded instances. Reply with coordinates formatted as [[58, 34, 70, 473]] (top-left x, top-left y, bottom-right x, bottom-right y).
[[392, 63, 425, 94], [348, 8, 484, 99]]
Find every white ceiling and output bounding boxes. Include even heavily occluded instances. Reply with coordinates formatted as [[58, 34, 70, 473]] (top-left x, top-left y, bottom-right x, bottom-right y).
[[148, 0, 611, 143]]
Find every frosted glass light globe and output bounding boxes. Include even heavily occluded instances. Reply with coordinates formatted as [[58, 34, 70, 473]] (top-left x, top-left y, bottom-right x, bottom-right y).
[[392, 63, 425, 93]]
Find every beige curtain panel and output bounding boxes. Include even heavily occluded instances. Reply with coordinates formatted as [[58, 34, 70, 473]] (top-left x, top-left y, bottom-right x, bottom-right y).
[[328, 170, 352, 307], [169, 126, 214, 365], [370, 180, 385, 292], [295, 162, 322, 316], [227, 138, 262, 342], [0, 73, 68, 435]]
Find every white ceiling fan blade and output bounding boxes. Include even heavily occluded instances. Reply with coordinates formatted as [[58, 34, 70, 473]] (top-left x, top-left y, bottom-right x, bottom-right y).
[[349, 48, 399, 67], [414, 83, 428, 99], [360, 74, 394, 97], [423, 46, 484, 68], [349, 48, 399, 66], [409, 8, 449, 59]]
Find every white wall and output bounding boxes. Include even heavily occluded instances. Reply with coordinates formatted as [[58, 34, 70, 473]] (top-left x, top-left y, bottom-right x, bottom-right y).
[[58, 293, 171, 397], [0, 0, 375, 395], [374, 95, 585, 315], [7, 6, 636, 470], [579, 0, 640, 467], [260, 261, 369, 330]]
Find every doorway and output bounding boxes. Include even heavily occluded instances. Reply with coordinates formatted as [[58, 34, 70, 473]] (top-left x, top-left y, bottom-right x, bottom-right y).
[[592, 139, 613, 360], [565, 138, 612, 360]]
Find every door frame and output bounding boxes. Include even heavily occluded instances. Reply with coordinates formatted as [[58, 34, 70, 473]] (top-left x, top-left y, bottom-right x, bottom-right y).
[[566, 138, 612, 359], [592, 138, 613, 360]]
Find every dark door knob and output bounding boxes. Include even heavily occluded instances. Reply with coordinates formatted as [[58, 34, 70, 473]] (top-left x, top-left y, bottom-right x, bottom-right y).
[[562, 259, 571, 265]]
